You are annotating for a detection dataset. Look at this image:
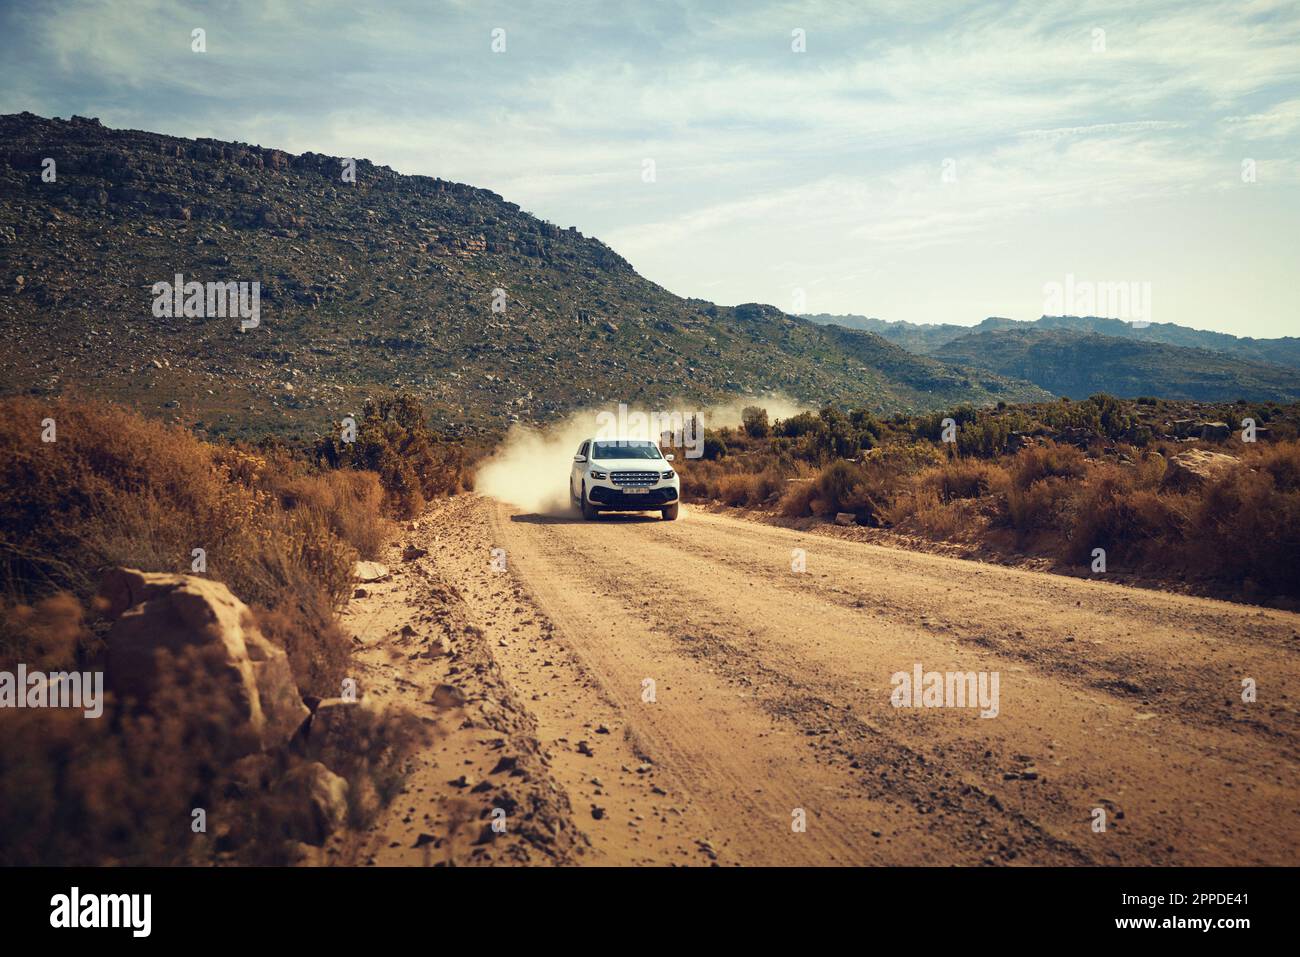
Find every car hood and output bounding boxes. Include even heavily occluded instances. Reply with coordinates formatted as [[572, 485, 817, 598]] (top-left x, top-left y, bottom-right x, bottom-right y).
[[590, 458, 671, 473]]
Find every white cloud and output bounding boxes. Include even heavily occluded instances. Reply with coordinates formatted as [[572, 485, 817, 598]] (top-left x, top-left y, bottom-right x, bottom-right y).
[[2, 0, 1298, 334]]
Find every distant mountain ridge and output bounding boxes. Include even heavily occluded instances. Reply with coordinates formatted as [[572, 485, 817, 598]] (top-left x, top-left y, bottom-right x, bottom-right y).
[[804, 313, 1300, 369], [931, 327, 1300, 403]]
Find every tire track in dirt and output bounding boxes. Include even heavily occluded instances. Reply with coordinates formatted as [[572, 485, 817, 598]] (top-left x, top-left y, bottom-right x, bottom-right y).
[[416, 496, 1299, 865]]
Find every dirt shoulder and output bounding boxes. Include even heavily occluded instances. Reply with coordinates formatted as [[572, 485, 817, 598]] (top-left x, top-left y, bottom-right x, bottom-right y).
[[342, 518, 586, 865]]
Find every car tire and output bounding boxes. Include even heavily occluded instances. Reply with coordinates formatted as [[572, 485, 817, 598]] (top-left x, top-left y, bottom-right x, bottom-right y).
[[661, 503, 679, 521], [580, 484, 599, 521]]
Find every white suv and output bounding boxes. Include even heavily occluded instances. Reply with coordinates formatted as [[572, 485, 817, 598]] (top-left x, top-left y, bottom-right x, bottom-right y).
[[571, 438, 680, 521]]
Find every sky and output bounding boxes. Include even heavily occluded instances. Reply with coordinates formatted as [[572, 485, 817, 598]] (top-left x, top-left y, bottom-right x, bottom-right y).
[[2, 0, 1298, 337]]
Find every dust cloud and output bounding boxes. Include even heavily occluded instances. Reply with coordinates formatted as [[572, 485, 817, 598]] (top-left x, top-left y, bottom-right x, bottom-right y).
[[473, 397, 807, 515]]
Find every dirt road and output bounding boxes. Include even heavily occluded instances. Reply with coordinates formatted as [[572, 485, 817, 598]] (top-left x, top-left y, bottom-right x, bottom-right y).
[[367, 495, 1300, 866]]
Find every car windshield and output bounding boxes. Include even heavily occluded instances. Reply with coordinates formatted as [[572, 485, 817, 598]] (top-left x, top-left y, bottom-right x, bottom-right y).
[[591, 441, 663, 461]]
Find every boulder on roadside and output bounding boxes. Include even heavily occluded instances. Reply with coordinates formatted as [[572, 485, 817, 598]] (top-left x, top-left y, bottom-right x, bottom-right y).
[[278, 761, 349, 846], [834, 512, 856, 527], [352, 561, 389, 583], [97, 568, 309, 755], [1161, 449, 1239, 491]]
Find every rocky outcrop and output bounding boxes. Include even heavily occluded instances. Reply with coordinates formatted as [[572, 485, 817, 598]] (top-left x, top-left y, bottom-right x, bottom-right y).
[[1198, 421, 1231, 441], [1161, 449, 1240, 491], [97, 568, 309, 754]]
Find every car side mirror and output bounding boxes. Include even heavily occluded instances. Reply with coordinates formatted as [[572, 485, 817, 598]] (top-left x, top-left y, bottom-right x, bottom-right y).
[[573, 454, 587, 463], [664, 453, 675, 461]]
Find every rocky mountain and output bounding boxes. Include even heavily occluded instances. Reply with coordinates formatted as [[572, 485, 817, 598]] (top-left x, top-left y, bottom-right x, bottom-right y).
[[0, 113, 1050, 442], [806, 312, 1300, 369], [931, 327, 1300, 402]]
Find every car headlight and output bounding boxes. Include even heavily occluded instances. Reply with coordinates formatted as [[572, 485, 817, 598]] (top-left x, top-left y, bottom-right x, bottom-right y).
[[661, 470, 676, 479], [590, 469, 608, 480]]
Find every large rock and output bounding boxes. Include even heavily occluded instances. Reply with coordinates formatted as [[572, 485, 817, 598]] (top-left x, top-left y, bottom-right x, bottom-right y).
[[1198, 422, 1231, 441], [278, 761, 349, 846], [1161, 449, 1239, 491], [97, 568, 309, 753]]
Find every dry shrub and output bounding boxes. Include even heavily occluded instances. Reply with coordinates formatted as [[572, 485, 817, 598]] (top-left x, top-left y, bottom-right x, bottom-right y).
[[302, 705, 428, 829], [925, 458, 1005, 502], [0, 397, 380, 697], [1010, 442, 1087, 490], [716, 472, 757, 506], [1065, 468, 1152, 564], [884, 486, 966, 539], [1182, 466, 1300, 598], [315, 394, 467, 517], [253, 592, 352, 699], [1003, 477, 1074, 540], [0, 592, 89, 680], [778, 461, 878, 521], [778, 444, 942, 523], [710, 467, 786, 507], [778, 477, 820, 517], [1252, 441, 1300, 492], [274, 469, 388, 560], [0, 607, 271, 865], [0, 397, 433, 865], [0, 623, 420, 865]]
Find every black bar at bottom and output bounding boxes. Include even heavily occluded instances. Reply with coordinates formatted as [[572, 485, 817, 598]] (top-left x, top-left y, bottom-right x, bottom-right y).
[[0, 865, 1285, 944]]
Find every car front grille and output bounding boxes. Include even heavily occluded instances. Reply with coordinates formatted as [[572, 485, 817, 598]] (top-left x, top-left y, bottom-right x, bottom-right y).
[[611, 470, 659, 487]]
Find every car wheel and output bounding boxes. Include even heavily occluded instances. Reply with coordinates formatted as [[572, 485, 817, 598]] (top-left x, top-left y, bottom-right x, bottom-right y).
[[661, 503, 679, 521], [581, 484, 599, 520]]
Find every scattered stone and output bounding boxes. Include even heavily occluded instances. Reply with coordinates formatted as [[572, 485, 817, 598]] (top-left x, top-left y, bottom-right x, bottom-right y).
[[489, 755, 519, 775], [430, 683, 467, 710], [352, 561, 390, 583]]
